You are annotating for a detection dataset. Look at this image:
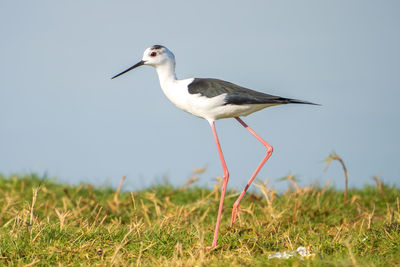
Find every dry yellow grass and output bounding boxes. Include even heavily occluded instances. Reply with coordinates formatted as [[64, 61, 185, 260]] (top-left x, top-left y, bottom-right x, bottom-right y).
[[0, 173, 399, 266]]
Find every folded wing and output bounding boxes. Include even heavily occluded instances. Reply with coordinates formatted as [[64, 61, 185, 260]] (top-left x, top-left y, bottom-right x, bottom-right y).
[[188, 78, 317, 106]]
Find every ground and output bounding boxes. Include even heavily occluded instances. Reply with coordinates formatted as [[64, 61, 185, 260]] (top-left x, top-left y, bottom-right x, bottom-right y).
[[0, 173, 399, 266]]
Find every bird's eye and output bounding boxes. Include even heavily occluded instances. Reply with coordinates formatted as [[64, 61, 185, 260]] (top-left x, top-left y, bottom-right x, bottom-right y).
[[150, 52, 157, 57]]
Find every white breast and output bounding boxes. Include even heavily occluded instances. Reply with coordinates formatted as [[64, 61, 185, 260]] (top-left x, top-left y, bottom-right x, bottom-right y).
[[160, 78, 230, 121]]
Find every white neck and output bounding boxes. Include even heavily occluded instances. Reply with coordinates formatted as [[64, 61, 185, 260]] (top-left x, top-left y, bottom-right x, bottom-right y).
[[155, 61, 177, 88]]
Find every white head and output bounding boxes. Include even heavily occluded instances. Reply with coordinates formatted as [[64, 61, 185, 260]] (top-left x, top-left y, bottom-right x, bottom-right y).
[[112, 45, 175, 79], [142, 45, 175, 67]]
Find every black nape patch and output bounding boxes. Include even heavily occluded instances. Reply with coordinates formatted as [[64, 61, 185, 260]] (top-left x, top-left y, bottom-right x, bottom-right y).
[[151, 45, 164, 50]]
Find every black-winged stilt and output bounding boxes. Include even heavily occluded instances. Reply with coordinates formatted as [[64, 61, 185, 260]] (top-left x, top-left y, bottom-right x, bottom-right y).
[[112, 45, 317, 249]]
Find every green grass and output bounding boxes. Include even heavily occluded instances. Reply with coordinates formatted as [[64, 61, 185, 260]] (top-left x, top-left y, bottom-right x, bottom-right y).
[[0, 173, 399, 266]]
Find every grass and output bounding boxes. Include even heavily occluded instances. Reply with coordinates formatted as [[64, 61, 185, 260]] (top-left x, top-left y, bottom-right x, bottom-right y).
[[0, 173, 399, 266]]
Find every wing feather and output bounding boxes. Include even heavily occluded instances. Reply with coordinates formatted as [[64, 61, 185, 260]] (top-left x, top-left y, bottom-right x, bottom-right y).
[[188, 78, 317, 105]]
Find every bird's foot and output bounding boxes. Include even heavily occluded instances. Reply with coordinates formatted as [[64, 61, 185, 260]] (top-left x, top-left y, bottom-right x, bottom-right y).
[[230, 203, 239, 228], [205, 244, 217, 250]]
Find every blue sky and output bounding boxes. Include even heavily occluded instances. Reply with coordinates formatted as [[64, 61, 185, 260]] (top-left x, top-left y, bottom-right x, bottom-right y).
[[1, 1, 399, 191]]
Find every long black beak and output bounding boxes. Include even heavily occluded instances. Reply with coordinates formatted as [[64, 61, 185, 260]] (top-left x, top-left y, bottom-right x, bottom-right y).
[[111, 60, 145, 79]]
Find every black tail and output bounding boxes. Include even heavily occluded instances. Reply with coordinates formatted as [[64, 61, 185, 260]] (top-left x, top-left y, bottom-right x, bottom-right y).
[[283, 98, 320, 106]]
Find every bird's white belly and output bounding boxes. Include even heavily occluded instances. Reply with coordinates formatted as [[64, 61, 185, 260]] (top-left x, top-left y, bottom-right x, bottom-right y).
[[161, 79, 273, 121]]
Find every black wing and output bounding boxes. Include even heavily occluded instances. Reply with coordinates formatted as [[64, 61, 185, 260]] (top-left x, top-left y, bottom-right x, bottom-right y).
[[187, 78, 317, 106]]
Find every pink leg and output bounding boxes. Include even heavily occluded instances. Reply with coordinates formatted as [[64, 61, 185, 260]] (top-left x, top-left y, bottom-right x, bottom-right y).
[[230, 117, 273, 228], [206, 121, 229, 249]]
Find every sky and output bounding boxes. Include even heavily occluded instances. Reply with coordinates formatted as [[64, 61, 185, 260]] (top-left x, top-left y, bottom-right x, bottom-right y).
[[1, 1, 399, 191]]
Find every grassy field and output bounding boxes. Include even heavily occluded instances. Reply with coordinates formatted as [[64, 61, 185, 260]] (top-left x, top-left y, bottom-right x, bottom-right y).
[[0, 173, 399, 266]]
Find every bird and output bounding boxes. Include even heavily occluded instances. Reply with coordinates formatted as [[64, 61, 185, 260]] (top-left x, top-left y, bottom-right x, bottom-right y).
[[112, 45, 317, 249]]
